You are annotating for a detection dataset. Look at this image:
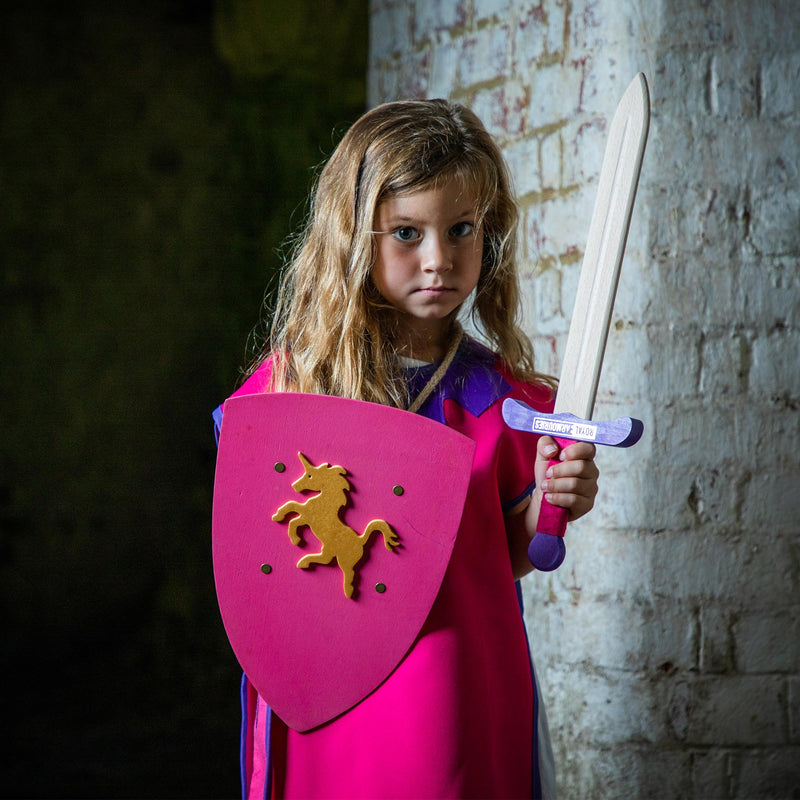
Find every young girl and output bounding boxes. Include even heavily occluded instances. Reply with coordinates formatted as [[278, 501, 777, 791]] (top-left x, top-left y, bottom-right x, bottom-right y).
[[215, 99, 599, 800]]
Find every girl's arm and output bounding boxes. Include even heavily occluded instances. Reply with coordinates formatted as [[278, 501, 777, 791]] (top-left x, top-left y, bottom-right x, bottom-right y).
[[506, 437, 599, 580]]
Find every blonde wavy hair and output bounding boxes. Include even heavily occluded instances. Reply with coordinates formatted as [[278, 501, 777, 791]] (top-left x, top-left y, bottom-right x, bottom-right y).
[[259, 98, 553, 406]]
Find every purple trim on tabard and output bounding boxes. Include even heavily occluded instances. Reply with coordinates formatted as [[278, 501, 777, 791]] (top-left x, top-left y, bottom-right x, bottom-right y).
[[239, 675, 273, 800], [262, 705, 272, 800], [213, 404, 223, 445], [405, 337, 512, 424], [240, 673, 249, 800], [502, 480, 536, 514]]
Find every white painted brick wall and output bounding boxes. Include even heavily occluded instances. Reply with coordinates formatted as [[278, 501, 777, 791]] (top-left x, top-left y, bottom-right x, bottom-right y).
[[368, 0, 800, 796]]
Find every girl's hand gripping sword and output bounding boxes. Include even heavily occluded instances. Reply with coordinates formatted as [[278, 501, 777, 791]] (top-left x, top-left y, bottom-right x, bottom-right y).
[[503, 73, 650, 571]]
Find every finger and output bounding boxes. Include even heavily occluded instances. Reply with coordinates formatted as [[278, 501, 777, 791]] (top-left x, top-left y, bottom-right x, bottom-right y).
[[559, 441, 596, 462], [541, 489, 596, 521], [546, 458, 599, 481], [541, 489, 590, 511], [536, 435, 559, 462], [541, 475, 598, 499]]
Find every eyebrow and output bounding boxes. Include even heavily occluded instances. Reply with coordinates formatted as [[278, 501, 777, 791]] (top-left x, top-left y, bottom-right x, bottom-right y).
[[379, 207, 478, 224]]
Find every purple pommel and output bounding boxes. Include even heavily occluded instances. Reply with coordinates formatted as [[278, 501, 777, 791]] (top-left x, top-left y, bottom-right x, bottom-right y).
[[527, 533, 567, 572]]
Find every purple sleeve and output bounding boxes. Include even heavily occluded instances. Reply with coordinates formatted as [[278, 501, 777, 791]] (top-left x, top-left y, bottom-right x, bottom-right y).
[[213, 404, 224, 445]]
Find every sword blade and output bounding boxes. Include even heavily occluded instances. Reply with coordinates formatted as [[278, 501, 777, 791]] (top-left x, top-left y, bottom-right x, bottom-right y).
[[554, 72, 650, 417]]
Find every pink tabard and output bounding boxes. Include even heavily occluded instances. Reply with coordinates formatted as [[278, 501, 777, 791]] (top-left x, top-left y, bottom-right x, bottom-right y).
[[218, 339, 554, 799]]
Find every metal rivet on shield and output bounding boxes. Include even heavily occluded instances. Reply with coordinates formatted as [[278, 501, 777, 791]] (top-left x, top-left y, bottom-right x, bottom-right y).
[[274, 462, 286, 473], [392, 485, 404, 496], [375, 582, 387, 594], [261, 564, 272, 575]]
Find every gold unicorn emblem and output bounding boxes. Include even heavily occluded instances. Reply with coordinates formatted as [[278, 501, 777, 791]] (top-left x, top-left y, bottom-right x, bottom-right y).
[[272, 452, 400, 599]]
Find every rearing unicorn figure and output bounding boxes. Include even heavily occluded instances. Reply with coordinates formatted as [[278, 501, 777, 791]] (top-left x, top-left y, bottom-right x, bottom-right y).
[[272, 452, 400, 599]]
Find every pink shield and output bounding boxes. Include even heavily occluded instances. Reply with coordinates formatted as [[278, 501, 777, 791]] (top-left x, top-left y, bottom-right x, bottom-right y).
[[212, 392, 475, 732]]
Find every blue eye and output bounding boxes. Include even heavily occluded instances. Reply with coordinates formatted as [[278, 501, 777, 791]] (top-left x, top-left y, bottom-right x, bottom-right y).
[[451, 221, 474, 237], [393, 226, 419, 242]]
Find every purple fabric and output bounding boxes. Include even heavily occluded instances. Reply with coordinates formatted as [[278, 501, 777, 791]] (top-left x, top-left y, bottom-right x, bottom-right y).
[[239, 673, 249, 800], [213, 404, 223, 445], [404, 337, 512, 424]]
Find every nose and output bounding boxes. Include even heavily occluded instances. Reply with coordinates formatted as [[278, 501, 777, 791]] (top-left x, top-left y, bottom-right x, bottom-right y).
[[422, 233, 453, 273]]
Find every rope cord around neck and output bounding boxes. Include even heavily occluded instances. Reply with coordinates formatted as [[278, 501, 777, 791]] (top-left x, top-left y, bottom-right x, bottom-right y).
[[406, 324, 464, 414]]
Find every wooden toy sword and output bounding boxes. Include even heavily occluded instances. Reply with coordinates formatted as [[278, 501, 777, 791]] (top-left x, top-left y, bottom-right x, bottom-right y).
[[503, 72, 650, 571]]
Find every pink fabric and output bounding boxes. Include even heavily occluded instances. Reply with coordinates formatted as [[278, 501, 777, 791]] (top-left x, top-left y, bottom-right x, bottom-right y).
[[249, 692, 269, 799], [228, 360, 274, 402], [235, 359, 553, 799]]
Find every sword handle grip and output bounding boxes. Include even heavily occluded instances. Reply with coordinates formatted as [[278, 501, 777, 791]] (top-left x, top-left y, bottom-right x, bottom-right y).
[[528, 436, 573, 571]]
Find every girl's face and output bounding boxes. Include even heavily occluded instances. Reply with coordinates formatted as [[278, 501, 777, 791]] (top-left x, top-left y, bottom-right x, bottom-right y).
[[372, 177, 483, 361]]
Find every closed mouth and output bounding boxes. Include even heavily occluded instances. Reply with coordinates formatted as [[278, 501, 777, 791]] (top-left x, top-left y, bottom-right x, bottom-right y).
[[417, 285, 453, 293]]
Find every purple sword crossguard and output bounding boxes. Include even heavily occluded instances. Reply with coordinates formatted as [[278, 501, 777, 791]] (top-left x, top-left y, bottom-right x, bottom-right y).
[[502, 400, 643, 448]]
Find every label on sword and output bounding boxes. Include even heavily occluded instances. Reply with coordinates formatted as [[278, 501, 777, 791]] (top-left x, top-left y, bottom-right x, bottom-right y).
[[532, 417, 598, 440]]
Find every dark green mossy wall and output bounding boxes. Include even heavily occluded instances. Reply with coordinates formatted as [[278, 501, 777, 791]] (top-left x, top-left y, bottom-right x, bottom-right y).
[[0, 0, 366, 794]]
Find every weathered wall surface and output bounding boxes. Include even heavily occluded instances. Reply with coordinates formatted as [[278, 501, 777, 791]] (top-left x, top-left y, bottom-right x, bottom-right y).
[[368, 1, 800, 796]]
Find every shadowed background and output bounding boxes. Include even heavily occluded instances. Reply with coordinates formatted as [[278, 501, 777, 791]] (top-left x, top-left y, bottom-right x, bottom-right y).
[[0, 0, 366, 794]]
